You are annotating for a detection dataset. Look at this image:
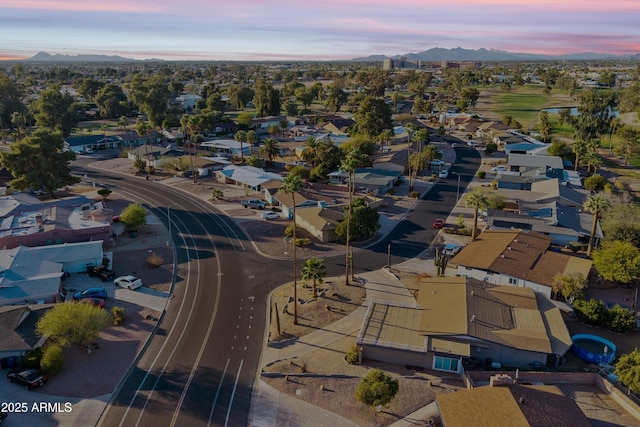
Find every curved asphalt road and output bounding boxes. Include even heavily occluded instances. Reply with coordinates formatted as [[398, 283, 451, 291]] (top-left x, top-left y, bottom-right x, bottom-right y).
[[74, 140, 479, 426]]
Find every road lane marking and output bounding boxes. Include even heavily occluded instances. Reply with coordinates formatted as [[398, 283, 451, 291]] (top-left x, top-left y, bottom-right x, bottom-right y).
[[224, 359, 244, 427], [207, 358, 230, 426]]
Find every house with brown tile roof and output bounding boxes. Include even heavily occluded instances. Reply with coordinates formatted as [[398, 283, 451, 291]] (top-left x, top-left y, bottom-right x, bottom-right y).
[[436, 383, 591, 427], [449, 230, 592, 298], [295, 206, 343, 242], [356, 276, 572, 372]]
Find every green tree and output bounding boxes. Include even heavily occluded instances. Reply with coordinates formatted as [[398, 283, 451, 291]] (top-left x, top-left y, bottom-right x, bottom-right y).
[[573, 299, 608, 326], [353, 96, 393, 139], [245, 154, 263, 168], [593, 240, 640, 285], [236, 112, 254, 130], [95, 84, 129, 118], [583, 174, 607, 192], [465, 190, 489, 241], [606, 305, 636, 333], [36, 302, 110, 347], [302, 258, 327, 298], [281, 174, 303, 325], [616, 349, 640, 394], [341, 148, 367, 284], [97, 188, 112, 203], [336, 198, 380, 241], [355, 368, 399, 408], [120, 202, 148, 230], [259, 137, 280, 164], [538, 110, 552, 143], [584, 193, 611, 256], [129, 74, 171, 127], [547, 140, 573, 161], [78, 78, 104, 101], [253, 78, 281, 117], [551, 272, 586, 302], [33, 85, 78, 137], [324, 84, 348, 113], [211, 189, 224, 200], [0, 129, 79, 197]]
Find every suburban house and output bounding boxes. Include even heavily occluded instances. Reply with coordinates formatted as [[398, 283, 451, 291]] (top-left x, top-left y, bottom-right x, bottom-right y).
[[0, 304, 51, 358], [328, 168, 402, 196], [126, 145, 186, 167], [449, 230, 593, 298], [215, 165, 283, 191], [268, 187, 335, 219], [64, 134, 123, 153], [436, 382, 590, 427], [295, 206, 344, 242], [0, 240, 105, 307], [252, 115, 287, 131], [356, 276, 572, 372], [0, 194, 112, 249], [507, 153, 564, 172], [200, 139, 251, 159], [316, 117, 355, 135]]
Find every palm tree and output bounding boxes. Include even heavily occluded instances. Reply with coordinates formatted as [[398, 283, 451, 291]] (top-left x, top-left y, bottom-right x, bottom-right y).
[[404, 122, 417, 191], [118, 116, 129, 135], [341, 148, 366, 285], [465, 189, 489, 241], [260, 137, 280, 164], [234, 130, 247, 164], [378, 129, 394, 153], [585, 193, 611, 256], [279, 118, 288, 138], [302, 258, 327, 298], [246, 130, 258, 155], [301, 136, 319, 166], [281, 174, 303, 324], [422, 144, 440, 170]]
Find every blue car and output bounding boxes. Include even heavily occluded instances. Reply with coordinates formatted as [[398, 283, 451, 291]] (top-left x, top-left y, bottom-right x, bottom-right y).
[[72, 287, 107, 301]]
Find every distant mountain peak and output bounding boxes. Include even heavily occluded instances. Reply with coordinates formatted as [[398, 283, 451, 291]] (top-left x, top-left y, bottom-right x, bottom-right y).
[[25, 51, 143, 62]]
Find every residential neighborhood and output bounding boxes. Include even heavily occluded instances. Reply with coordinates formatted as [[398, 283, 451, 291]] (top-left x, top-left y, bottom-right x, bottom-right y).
[[0, 55, 639, 427]]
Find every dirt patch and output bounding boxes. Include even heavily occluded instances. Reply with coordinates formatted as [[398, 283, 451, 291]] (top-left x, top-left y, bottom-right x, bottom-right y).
[[268, 276, 366, 342], [262, 374, 455, 427]]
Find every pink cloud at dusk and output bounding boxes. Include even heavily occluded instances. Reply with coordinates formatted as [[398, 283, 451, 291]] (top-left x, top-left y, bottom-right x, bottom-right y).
[[0, 0, 638, 60]]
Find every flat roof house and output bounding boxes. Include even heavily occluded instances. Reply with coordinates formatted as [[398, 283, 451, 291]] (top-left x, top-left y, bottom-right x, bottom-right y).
[[356, 276, 572, 372]]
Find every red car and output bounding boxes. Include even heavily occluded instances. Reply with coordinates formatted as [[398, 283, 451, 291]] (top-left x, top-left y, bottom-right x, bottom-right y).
[[432, 218, 444, 229]]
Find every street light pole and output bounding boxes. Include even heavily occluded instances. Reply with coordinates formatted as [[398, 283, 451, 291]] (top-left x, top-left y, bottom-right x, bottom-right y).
[[453, 172, 461, 202]]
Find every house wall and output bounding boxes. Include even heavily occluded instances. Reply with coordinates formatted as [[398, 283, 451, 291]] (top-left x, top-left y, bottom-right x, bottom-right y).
[[360, 344, 433, 369], [0, 228, 111, 251], [471, 343, 547, 369], [456, 266, 552, 298]]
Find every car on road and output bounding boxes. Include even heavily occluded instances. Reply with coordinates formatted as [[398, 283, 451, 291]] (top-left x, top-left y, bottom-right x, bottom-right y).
[[451, 143, 458, 148], [439, 170, 449, 179], [262, 211, 280, 220], [114, 275, 143, 290], [432, 218, 444, 229], [7, 368, 48, 390], [431, 159, 445, 166], [443, 243, 462, 256], [72, 287, 107, 301]]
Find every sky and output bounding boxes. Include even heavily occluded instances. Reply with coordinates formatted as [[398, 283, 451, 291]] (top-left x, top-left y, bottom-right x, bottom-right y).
[[1, 0, 639, 61]]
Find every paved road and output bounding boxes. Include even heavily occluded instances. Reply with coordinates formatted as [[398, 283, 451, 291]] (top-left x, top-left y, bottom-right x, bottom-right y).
[[74, 163, 285, 427], [69, 140, 480, 426]]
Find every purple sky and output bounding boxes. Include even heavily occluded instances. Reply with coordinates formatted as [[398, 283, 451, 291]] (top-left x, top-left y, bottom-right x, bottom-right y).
[[1, 0, 639, 60]]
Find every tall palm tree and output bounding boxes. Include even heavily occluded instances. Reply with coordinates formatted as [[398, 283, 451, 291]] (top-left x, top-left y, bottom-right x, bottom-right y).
[[302, 258, 327, 298], [301, 136, 319, 166], [246, 130, 258, 155], [281, 174, 303, 324], [279, 118, 288, 138], [585, 193, 611, 256], [378, 129, 394, 153], [465, 189, 489, 241], [234, 130, 247, 164], [341, 148, 366, 285], [404, 122, 417, 191], [118, 116, 129, 135], [260, 137, 280, 164]]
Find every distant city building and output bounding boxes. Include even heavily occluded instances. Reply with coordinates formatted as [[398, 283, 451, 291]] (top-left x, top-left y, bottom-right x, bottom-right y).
[[382, 57, 421, 70]]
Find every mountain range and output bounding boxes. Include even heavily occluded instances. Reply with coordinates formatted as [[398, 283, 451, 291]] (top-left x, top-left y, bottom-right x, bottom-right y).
[[21, 48, 640, 63], [352, 47, 640, 62]]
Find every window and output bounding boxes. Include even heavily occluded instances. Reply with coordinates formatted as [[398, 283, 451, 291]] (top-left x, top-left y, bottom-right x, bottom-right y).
[[434, 355, 460, 373], [509, 277, 517, 285]]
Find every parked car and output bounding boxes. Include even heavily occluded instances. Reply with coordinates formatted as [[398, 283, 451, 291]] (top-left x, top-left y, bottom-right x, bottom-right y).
[[431, 160, 445, 166], [241, 199, 266, 209], [439, 170, 449, 179], [432, 218, 444, 229], [443, 243, 462, 256], [72, 287, 107, 301], [114, 275, 143, 290], [262, 211, 280, 220], [492, 165, 508, 172], [7, 368, 48, 390], [451, 143, 458, 148]]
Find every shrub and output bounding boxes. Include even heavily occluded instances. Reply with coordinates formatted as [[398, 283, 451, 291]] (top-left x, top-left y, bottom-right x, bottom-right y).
[[40, 344, 64, 375], [289, 166, 310, 180], [457, 214, 465, 229], [24, 347, 43, 369], [584, 174, 607, 192], [112, 306, 125, 326], [295, 238, 311, 246], [146, 252, 164, 268], [410, 191, 420, 199], [606, 305, 636, 333], [573, 299, 607, 326], [346, 345, 360, 365], [491, 180, 498, 189], [355, 368, 399, 408], [284, 224, 301, 238], [477, 170, 486, 179], [484, 143, 498, 155]]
